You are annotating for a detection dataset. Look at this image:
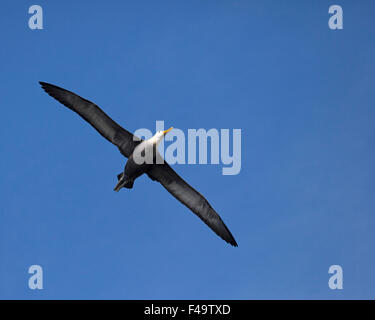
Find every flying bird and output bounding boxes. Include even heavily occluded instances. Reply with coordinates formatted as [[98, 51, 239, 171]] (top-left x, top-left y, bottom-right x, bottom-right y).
[[39, 82, 238, 247]]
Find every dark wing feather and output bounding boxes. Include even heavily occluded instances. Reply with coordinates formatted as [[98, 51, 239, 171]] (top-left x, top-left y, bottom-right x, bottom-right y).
[[39, 81, 140, 157], [148, 163, 238, 246]]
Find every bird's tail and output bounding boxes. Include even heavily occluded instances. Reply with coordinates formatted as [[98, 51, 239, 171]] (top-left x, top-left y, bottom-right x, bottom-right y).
[[114, 173, 134, 191]]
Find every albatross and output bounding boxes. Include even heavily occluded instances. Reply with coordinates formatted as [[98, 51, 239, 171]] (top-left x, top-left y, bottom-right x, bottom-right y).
[[39, 82, 238, 247]]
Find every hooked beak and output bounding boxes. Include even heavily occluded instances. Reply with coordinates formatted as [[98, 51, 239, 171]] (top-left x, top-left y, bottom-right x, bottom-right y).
[[163, 127, 173, 136]]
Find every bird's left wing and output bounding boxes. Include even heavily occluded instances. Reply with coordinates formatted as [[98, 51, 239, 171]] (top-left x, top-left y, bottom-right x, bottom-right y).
[[39, 82, 141, 158], [148, 163, 238, 246]]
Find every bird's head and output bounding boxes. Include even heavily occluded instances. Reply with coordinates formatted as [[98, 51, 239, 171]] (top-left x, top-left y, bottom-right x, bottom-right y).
[[152, 127, 173, 145]]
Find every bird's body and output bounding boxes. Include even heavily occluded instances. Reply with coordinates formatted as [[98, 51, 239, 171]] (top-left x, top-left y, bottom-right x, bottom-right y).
[[115, 132, 169, 190], [39, 81, 238, 247], [115, 141, 155, 190], [115, 154, 146, 190]]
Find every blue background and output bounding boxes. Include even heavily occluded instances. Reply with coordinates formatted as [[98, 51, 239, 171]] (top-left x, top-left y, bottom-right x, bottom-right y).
[[1, 1, 374, 299]]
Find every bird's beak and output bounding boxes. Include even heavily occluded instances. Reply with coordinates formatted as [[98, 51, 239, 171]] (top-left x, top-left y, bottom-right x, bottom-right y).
[[163, 127, 173, 135]]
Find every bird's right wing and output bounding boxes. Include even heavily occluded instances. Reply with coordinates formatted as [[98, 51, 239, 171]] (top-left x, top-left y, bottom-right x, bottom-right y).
[[39, 82, 141, 158], [148, 162, 238, 246]]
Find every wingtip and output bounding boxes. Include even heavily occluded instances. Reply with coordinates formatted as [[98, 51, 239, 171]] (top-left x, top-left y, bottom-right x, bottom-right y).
[[229, 238, 238, 247], [39, 81, 62, 97], [39, 81, 57, 90], [221, 224, 238, 247], [39, 81, 49, 91]]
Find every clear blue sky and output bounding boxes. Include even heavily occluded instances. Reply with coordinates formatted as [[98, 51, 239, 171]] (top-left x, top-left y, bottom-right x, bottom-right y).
[[1, 0, 374, 299]]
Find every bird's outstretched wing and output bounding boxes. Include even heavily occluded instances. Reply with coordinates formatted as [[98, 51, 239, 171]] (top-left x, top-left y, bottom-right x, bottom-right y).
[[39, 82, 140, 158], [148, 163, 238, 247]]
